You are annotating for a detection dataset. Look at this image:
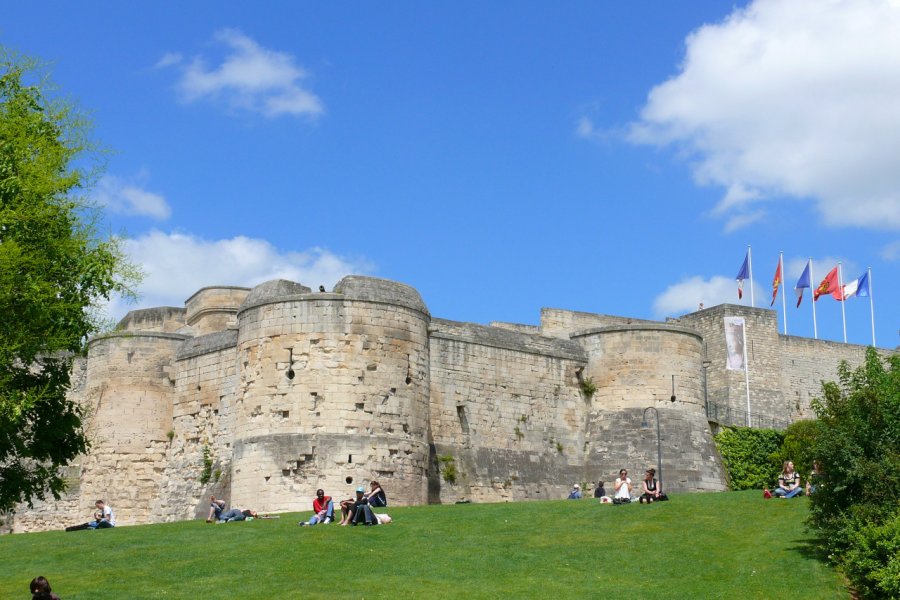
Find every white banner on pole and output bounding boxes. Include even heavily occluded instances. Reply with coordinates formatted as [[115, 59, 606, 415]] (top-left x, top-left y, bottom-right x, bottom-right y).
[[724, 317, 746, 371]]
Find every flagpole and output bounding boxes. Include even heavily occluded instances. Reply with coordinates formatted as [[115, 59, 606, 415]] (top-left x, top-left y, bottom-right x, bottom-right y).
[[809, 258, 818, 339], [748, 245, 755, 308], [742, 319, 752, 426], [780, 251, 788, 334], [868, 267, 876, 347], [838, 262, 847, 343]]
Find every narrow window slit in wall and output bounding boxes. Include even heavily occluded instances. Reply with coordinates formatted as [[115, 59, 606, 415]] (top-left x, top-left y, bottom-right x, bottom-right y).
[[457, 405, 469, 434], [348, 454, 353, 464]]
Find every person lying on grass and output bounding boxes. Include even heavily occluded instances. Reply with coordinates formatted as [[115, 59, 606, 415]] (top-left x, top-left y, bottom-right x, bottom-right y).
[[216, 509, 258, 523]]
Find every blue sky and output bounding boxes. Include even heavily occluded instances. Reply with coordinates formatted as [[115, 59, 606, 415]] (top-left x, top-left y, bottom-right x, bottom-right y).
[[4, 0, 898, 348]]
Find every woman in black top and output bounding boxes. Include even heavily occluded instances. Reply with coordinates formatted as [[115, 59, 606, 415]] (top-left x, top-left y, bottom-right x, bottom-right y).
[[639, 468, 662, 503], [366, 480, 387, 507]]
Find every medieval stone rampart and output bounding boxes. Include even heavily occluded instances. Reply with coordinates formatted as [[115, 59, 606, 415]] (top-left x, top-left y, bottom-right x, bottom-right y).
[[8, 276, 895, 532]]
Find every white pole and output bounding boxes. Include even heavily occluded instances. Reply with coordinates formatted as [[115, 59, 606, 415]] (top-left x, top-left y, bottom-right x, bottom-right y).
[[838, 262, 847, 343], [742, 319, 752, 426], [868, 267, 876, 347], [810, 258, 818, 339], [748, 245, 755, 308], [780, 251, 788, 335]]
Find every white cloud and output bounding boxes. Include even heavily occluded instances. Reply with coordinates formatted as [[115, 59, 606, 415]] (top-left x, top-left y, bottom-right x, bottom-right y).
[[881, 240, 900, 261], [93, 174, 171, 220], [161, 28, 323, 118], [575, 117, 598, 139], [629, 0, 900, 230], [723, 210, 766, 233], [653, 275, 761, 318], [106, 231, 373, 321], [154, 52, 183, 69]]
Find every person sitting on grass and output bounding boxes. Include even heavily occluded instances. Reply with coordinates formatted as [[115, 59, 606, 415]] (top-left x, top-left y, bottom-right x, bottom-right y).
[[207, 495, 226, 523], [805, 461, 822, 496], [614, 469, 633, 503], [64, 500, 115, 531], [365, 480, 388, 507], [567, 483, 583, 499], [594, 480, 606, 498], [29, 576, 60, 600], [774, 461, 803, 498], [299, 489, 334, 526], [88, 500, 115, 529], [339, 487, 366, 526], [639, 468, 663, 503]]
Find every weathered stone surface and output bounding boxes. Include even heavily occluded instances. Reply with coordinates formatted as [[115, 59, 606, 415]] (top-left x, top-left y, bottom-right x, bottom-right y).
[[8, 278, 895, 533]]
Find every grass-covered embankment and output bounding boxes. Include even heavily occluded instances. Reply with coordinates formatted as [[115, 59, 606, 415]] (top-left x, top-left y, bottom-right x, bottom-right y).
[[0, 490, 845, 599]]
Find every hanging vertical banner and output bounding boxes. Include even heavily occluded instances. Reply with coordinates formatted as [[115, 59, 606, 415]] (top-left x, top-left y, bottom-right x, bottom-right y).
[[724, 317, 746, 371]]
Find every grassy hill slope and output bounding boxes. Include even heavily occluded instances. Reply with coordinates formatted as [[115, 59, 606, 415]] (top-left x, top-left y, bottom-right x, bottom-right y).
[[0, 491, 846, 599]]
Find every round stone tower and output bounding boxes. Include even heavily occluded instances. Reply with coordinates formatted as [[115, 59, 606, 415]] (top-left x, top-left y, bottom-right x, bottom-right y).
[[573, 324, 726, 492], [78, 307, 189, 525], [184, 286, 251, 335], [230, 276, 431, 512]]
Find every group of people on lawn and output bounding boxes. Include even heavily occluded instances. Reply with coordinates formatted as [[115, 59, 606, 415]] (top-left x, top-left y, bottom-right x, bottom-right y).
[[205, 480, 390, 527], [298, 480, 389, 526], [568, 468, 667, 504]]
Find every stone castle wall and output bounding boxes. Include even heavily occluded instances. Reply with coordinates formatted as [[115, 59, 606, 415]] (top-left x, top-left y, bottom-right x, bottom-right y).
[[428, 319, 588, 502], [229, 277, 431, 513], [8, 276, 895, 532]]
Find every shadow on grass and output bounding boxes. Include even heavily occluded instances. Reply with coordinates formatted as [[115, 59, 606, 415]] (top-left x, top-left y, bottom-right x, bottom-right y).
[[788, 533, 832, 563]]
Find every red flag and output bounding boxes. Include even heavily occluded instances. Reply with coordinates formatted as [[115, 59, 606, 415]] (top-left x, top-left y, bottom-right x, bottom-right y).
[[814, 267, 842, 301], [770, 259, 782, 306]]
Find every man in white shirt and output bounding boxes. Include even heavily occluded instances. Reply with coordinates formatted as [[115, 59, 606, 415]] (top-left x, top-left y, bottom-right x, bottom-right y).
[[614, 469, 633, 502], [88, 499, 115, 529]]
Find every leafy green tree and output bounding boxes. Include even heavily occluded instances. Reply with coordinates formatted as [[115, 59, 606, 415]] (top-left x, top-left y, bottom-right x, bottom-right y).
[[0, 51, 138, 513], [714, 426, 783, 490], [774, 419, 819, 481], [809, 348, 900, 598]]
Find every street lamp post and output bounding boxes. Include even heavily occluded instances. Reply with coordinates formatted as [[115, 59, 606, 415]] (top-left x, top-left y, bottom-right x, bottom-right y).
[[641, 407, 662, 492]]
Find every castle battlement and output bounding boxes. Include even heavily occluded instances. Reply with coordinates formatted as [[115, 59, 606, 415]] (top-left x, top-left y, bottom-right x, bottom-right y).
[[9, 276, 893, 532]]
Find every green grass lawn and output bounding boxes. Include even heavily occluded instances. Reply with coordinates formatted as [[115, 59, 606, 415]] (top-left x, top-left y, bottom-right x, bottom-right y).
[[1, 491, 846, 599]]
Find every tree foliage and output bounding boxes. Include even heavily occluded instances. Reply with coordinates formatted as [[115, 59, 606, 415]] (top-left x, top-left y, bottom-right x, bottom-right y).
[[714, 426, 783, 490], [0, 51, 138, 512], [773, 418, 819, 480], [809, 348, 900, 598]]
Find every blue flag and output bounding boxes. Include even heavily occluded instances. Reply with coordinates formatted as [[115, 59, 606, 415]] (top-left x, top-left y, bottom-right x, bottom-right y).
[[856, 271, 870, 297], [794, 261, 811, 307], [735, 252, 750, 299]]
